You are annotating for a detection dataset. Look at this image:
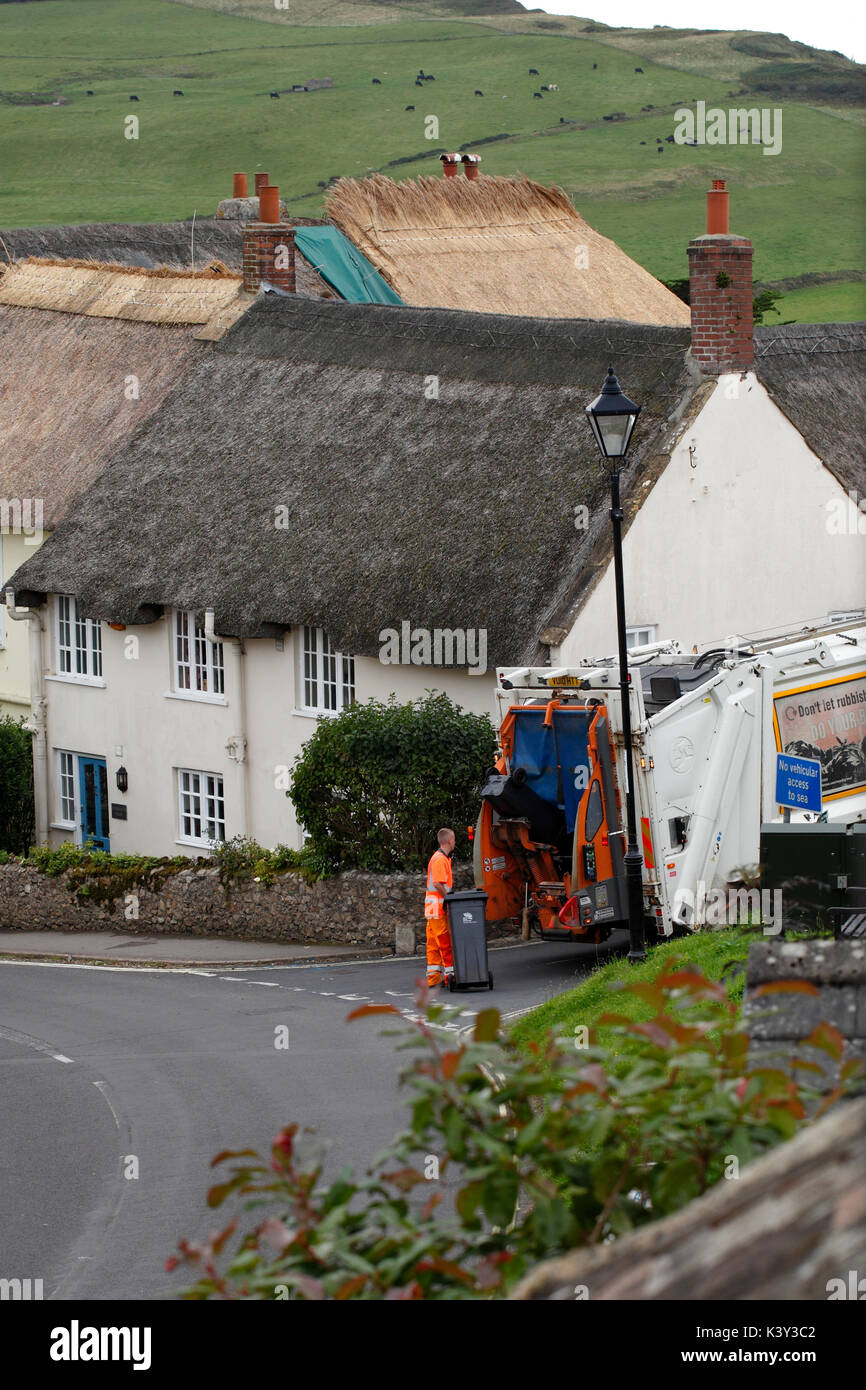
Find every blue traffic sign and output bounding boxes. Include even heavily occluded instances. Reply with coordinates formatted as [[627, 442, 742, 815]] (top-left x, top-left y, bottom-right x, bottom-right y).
[[776, 752, 822, 812]]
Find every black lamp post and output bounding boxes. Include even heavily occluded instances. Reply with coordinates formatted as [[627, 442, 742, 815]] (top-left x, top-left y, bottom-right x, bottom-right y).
[[585, 366, 646, 963]]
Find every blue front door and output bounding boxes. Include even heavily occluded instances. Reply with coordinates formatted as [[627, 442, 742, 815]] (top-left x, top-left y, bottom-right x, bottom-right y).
[[79, 757, 110, 852]]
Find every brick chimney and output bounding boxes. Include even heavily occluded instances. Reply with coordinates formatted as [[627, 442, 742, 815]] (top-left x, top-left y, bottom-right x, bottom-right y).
[[242, 183, 295, 293], [687, 181, 754, 374]]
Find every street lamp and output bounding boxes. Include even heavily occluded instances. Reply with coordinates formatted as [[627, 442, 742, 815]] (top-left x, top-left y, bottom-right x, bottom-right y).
[[585, 366, 646, 963]]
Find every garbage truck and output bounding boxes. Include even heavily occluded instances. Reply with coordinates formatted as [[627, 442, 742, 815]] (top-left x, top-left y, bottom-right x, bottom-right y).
[[473, 619, 866, 941]]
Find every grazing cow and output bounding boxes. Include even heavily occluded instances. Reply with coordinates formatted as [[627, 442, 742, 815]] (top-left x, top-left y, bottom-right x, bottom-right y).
[[173, 90, 184, 96], [372, 78, 381, 85], [475, 90, 484, 96], [405, 104, 415, 110], [270, 91, 280, 99], [86, 90, 94, 96], [548, 83, 559, 90], [657, 146, 663, 153], [656, 136, 662, 142], [418, 70, 425, 77], [665, 134, 674, 142], [424, 74, 435, 81], [533, 91, 543, 99], [640, 140, 646, 145], [129, 95, 139, 101], [635, 67, 644, 73], [529, 68, 539, 75], [415, 79, 423, 86], [592, 63, 597, 70], [541, 85, 549, 91]]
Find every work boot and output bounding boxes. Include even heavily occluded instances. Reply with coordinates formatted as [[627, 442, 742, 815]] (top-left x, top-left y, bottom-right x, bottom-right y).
[[427, 971, 443, 988]]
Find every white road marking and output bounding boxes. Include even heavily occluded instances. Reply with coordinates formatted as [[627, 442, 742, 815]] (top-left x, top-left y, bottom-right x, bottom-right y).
[[218, 977, 280, 986], [337, 994, 369, 1001], [93, 1079, 121, 1129], [0, 1023, 76, 1064], [0, 960, 218, 977]]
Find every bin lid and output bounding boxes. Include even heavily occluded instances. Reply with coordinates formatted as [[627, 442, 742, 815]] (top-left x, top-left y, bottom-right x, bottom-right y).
[[444, 890, 488, 903]]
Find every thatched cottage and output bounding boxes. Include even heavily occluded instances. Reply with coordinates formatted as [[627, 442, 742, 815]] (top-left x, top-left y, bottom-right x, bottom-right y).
[[3, 183, 864, 855]]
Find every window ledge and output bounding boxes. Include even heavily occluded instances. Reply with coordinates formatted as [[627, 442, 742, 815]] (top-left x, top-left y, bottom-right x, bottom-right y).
[[50, 821, 76, 832], [46, 674, 106, 688], [175, 837, 221, 852], [164, 690, 228, 707], [293, 706, 341, 720]]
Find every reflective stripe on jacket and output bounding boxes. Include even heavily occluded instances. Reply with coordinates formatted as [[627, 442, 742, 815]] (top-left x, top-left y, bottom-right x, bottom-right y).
[[424, 848, 453, 919]]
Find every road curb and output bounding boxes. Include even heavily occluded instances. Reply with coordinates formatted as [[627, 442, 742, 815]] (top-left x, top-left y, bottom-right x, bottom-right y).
[[0, 946, 389, 970]]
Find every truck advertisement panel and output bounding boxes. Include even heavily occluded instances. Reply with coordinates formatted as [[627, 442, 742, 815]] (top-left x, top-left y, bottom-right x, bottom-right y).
[[773, 671, 866, 801]]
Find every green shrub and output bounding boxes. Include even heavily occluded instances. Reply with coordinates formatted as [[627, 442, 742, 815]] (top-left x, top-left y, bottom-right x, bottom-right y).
[[170, 960, 862, 1300], [0, 715, 35, 855], [288, 692, 496, 874], [210, 836, 327, 887]]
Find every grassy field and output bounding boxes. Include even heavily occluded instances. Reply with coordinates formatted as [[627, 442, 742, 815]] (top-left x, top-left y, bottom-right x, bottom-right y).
[[0, 0, 862, 320], [510, 928, 754, 1055]]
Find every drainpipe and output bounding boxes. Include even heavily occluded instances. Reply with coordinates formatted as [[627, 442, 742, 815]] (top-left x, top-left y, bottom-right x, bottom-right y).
[[5, 594, 49, 845], [205, 610, 250, 839]]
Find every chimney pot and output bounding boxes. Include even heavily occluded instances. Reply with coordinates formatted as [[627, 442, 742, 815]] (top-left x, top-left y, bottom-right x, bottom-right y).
[[706, 178, 729, 234], [439, 152, 461, 178], [462, 153, 481, 180], [254, 172, 270, 195], [259, 184, 280, 223], [233, 172, 248, 198]]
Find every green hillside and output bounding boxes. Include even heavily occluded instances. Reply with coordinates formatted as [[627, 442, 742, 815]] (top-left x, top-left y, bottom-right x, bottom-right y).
[[0, 0, 863, 321]]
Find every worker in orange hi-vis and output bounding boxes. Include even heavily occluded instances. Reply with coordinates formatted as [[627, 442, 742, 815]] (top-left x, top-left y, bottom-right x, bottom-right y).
[[424, 827, 455, 987]]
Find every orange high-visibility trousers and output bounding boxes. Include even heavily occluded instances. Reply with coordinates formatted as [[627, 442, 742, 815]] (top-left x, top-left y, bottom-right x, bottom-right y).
[[426, 916, 453, 986]]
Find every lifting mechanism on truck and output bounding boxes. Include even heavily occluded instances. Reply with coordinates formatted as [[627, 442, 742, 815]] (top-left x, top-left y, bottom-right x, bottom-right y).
[[473, 618, 866, 943]]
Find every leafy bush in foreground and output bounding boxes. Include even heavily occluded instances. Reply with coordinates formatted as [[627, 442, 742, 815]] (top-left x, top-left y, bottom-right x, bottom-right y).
[[170, 961, 861, 1299]]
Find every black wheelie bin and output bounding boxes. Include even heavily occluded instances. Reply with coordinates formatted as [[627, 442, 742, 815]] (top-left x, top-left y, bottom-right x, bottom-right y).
[[443, 889, 493, 991]]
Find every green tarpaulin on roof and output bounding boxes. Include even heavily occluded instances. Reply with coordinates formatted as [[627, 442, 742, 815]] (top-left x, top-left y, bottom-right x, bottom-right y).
[[293, 225, 403, 305]]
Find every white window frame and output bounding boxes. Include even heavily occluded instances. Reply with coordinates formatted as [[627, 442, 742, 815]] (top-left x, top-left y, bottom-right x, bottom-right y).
[[626, 625, 656, 649], [55, 750, 77, 830], [0, 534, 5, 649], [55, 595, 103, 681], [176, 768, 226, 848], [172, 610, 225, 700], [300, 625, 355, 715]]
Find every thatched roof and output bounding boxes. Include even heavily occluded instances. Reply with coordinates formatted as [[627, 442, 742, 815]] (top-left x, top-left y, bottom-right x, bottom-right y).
[[754, 322, 866, 497], [0, 218, 335, 301], [8, 295, 694, 665], [0, 306, 201, 529], [326, 174, 691, 328], [0, 258, 247, 329]]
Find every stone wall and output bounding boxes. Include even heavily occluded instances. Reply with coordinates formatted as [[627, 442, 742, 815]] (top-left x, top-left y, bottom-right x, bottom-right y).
[[0, 860, 515, 954], [744, 937, 866, 1079]]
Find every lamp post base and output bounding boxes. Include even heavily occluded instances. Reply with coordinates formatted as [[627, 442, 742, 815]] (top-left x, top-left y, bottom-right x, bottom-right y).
[[624, 845, 647, 963]]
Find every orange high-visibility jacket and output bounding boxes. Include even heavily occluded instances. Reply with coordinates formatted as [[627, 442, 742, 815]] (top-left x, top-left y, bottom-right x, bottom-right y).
[[424, 849, 453, 919]]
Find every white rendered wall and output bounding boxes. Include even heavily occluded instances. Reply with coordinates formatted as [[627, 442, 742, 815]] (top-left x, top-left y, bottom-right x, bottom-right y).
[[559, 374, 866, 663]]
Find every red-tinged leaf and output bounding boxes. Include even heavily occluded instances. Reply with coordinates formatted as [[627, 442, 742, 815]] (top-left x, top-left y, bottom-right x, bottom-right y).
[[346, 1003, 400, 1021], [648, 1016, 705, 1045], [576, 1062, 607, 1090], [440, 1050, 463, 1079], [384, 1282, 423, 1300], [415, 1256, 474, 1284], [790, 1057, 827, 1075], [335, 1275, 368, 1300], [382, 1166, 426, 1192], [165, 1256, 179, 1273], [294, 1274, 325, 1301], [206, 1181, 237, 1209], [804, 1019, 845, 1060], [655, 967, 723, 997], [754, 980, 820, 997], [473, 1008, 500, 1043], [421, 1191, 442, 1222], [632, 1021, 675, 1049], [259, 1218, 293, 1254], [211, 1219, 237, 1256], [272, 1125, 298, 1159], [767, 1096, 806, 1119], [210, 1148, 260, 1168], [841, 1058, 866, 1081], [620, 981, 663, 1005], [597, 1011, 631, 1027]]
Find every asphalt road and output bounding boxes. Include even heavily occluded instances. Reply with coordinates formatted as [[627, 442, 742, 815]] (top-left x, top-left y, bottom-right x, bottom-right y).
[[0, 936, 625, 1300]]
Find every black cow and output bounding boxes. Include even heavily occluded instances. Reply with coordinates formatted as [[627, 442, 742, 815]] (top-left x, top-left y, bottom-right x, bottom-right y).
[[665, 134, 674, 142], [541, 85, 549, 91], [129, 95, 139, 101], [592, 63, 597, 70], [657, 147, 663, 153], [529, 68, 539, 75], [424, 74, 435, 81], [86, 90, 94, 96], [415, 79, 423, 87], [640, 140, 646, 145], [270, 91, 280, 99], [372, 78, 381, 85], [533, 91, 543, 98], [475, 90, 483, 96], [405, 104, 415, 111], [635, 67, 644, 73], [173, 90, 184, 96]]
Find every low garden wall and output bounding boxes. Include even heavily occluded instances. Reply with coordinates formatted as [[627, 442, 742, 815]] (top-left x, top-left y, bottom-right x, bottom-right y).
[[0, 860, 516, 954]]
